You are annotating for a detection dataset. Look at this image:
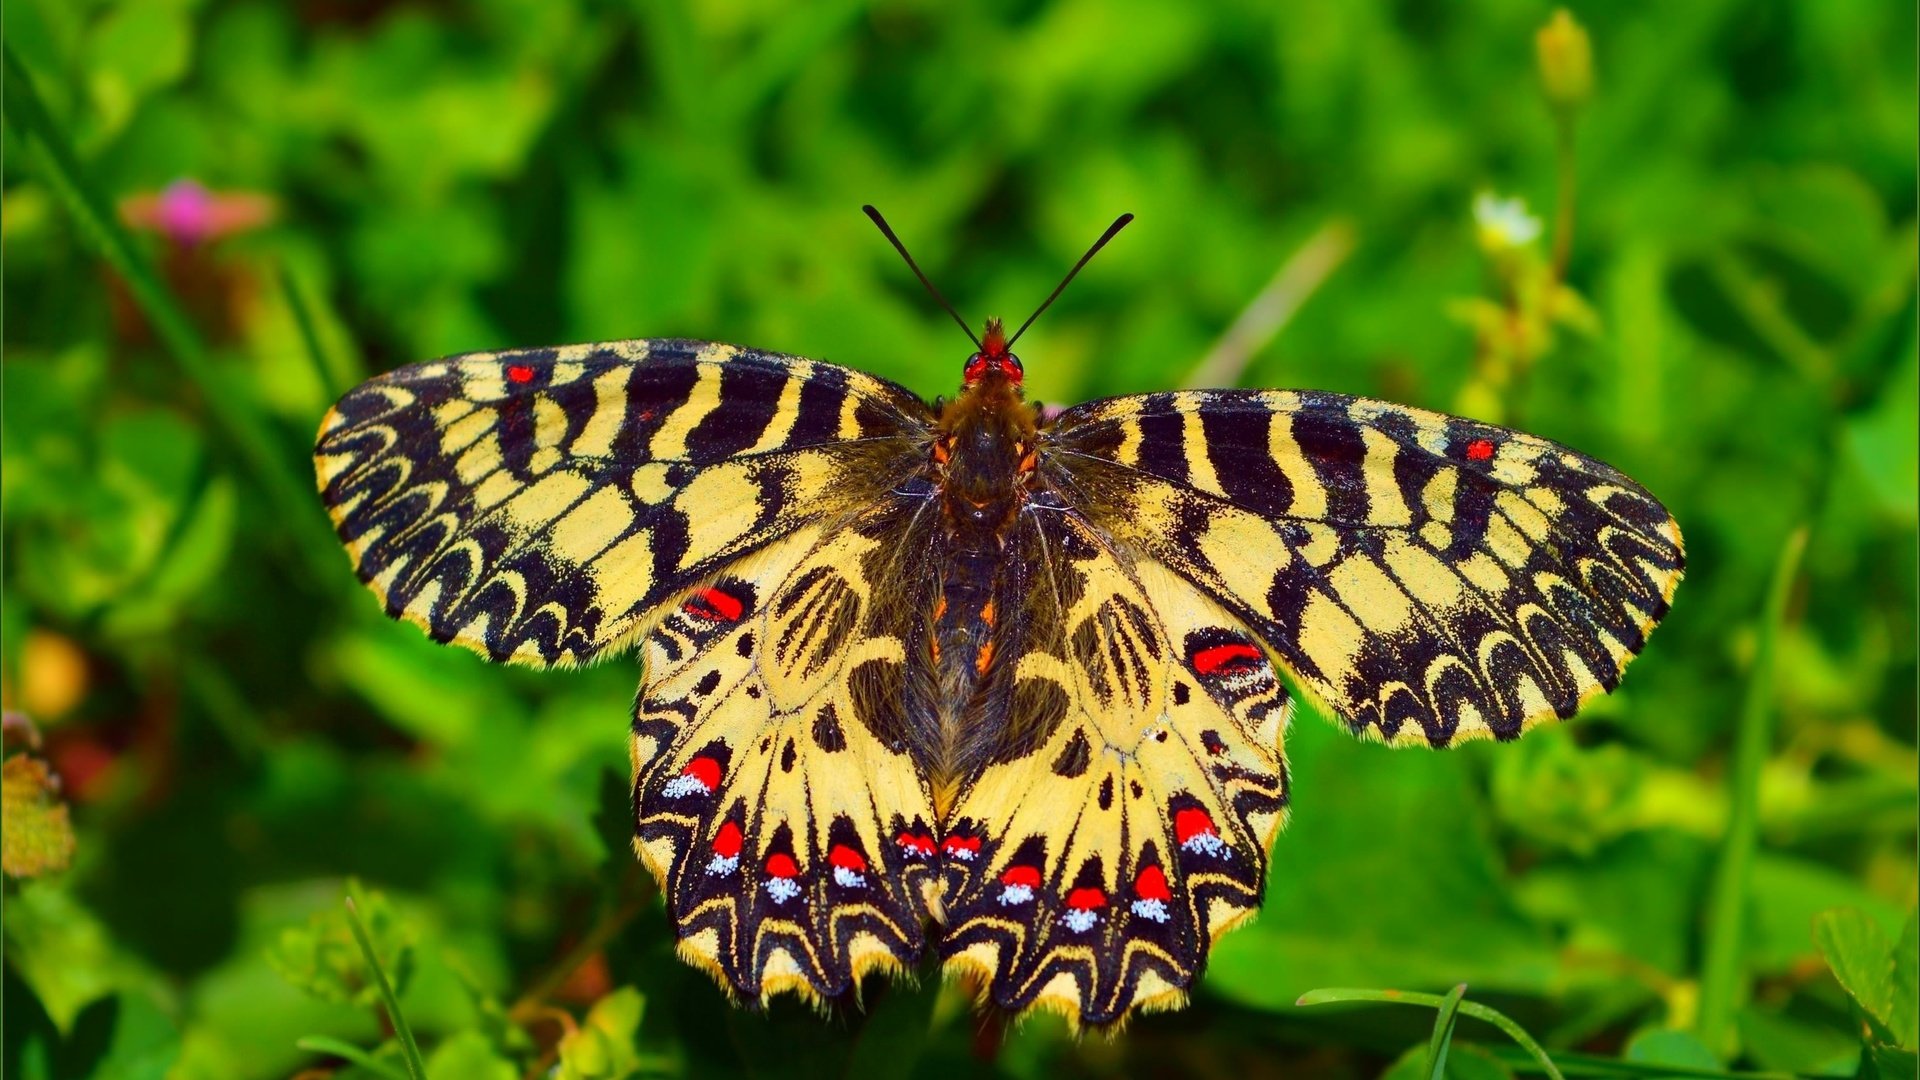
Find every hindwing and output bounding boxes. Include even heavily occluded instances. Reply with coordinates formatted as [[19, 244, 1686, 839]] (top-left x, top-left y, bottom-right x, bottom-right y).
[[632, 517, 941, 1002], [314, 340, 931, 667], [938, 512, 1292, 1026], [1043, 390, 1684, 747]]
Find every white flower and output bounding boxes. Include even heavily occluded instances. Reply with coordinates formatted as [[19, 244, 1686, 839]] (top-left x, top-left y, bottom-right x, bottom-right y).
[[1473, 192, 1542, 252]]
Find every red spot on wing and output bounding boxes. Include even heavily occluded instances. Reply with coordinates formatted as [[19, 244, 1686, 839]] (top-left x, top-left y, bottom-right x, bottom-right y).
[[765, 852, 799, 878], [1065, 886, 1107, 911], [828, 845, 867, 872], [712, 820, 743, 858], [1192, 642, 1262, 675], [942, 835, 981, 857], [506, 364, 535, 384], [1466, 438, 1495, 461], [685, 588, 744, 622], [1133, 864, 1172, 902], [1174, 807, 1218, 846], [1000, 865, 1042, 889], [896, 831, 935, 857], [680, 756, 722, 792]]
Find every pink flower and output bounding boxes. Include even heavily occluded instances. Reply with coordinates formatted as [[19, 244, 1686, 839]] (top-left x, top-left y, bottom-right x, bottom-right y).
[[120, 179, 275, 246]]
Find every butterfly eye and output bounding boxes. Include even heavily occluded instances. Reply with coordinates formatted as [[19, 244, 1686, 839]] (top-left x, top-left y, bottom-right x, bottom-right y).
[[963, 354, 990, 383], [1002, 353, 1024, 383]]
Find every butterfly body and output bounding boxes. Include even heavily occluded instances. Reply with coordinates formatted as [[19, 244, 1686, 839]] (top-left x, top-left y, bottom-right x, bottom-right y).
[[921, 321, 1046, 793], [317, 314, 1681, 1028]]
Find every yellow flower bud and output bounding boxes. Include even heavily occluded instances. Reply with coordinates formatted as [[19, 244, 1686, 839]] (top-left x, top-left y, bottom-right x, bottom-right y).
[[1536, 9, 1593, 112]]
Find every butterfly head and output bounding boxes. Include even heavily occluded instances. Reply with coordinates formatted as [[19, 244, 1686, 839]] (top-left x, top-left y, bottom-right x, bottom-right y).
[[963, 318, 1024, 386]]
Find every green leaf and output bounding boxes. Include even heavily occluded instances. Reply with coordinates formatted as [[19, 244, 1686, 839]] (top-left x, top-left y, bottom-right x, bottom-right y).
[[1814, 908, 1898, 1043], [1891, 910, 1917, 1049], [1209, 722, 1561, 1006], [1867, 1044, 1919, 1080], [1842, 332, 1918, 524], [1734, 1004, 1866, 1076], [1624, 1028, 1724, 1080], [555, 987, 648, 1080], [85, 992, 183, 1080], [295, 1036, 412, 1080], [2, 883, 164, 1034], [1428, 984, 1468, 1080], [424, 1031, 516, 1080], [267, 883, 415, 1012]]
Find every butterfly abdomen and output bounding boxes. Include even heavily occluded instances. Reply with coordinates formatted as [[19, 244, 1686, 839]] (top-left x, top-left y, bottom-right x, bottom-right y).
[[917, 368, 1044, 804]]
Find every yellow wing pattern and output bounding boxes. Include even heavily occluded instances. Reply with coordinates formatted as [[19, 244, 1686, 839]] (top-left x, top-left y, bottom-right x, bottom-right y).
[[630, 518, 942, 1002], [314, 339, 930, 667], [938, 513, 1291, 1026], [1044, 389, 1685, 747]]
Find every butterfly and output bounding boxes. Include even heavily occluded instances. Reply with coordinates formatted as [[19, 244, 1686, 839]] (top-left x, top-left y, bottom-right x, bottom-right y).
[[313, 207, 1683, 1029]]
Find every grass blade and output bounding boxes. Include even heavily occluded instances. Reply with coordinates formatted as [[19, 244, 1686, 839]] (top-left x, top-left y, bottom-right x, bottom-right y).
[[1298, 988, 1567, 1080], [280, 264, 356, 400], [296, 1035, 413, 1080], [344, 895, 427, 1080], [2, 43, 340, 586], [1696, 527, 1809, 1050], [1482, 1046, 1807, 1080], [1427, 984, 1468, 1080]]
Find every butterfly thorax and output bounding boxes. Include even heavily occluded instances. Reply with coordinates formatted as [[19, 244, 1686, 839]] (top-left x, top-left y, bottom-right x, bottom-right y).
[[919, 361, 1040, 809]]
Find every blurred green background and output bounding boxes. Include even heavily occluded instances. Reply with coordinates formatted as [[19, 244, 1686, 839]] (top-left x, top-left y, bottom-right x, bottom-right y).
[[3, 1, 1915, 1078]]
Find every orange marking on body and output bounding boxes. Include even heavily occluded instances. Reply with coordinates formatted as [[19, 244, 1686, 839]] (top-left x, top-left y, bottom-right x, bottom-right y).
[[974, 640, 996, 675]]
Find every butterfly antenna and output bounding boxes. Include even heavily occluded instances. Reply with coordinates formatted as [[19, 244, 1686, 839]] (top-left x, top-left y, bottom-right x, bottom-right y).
[[863, 205, 982, 350], [1006, 213, 1134, 349]]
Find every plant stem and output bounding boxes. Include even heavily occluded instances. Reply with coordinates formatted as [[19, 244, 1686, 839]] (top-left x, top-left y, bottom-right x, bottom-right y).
[[1185, 219, 1355, 390], [1696, 527, 1809, 1052], [344, 895, 427, 1080], [1551, 119, 1577, 283]]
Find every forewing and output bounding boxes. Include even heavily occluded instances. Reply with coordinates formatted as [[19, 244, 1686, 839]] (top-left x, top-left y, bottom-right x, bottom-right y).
[[632, 514, 942, 1004], [1043, 390, 1684, 746], [314, 339, 932, 666], [936, 513, 1292, 1028]]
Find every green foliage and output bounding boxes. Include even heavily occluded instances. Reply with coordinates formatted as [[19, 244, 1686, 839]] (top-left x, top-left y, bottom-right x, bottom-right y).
[[1814, 906, 1919, 1057], [553, 989, 660, 1080], [3, 1, 1914, 1078], [268, 885, 415, 1012]]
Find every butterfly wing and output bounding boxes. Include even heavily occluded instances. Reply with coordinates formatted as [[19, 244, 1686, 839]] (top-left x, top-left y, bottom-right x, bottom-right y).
[[314, 340, 932, 666], [936, 511, 1291, 1027], [1042, 390, 1684, 746], [632, 512, 943, 1004]]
